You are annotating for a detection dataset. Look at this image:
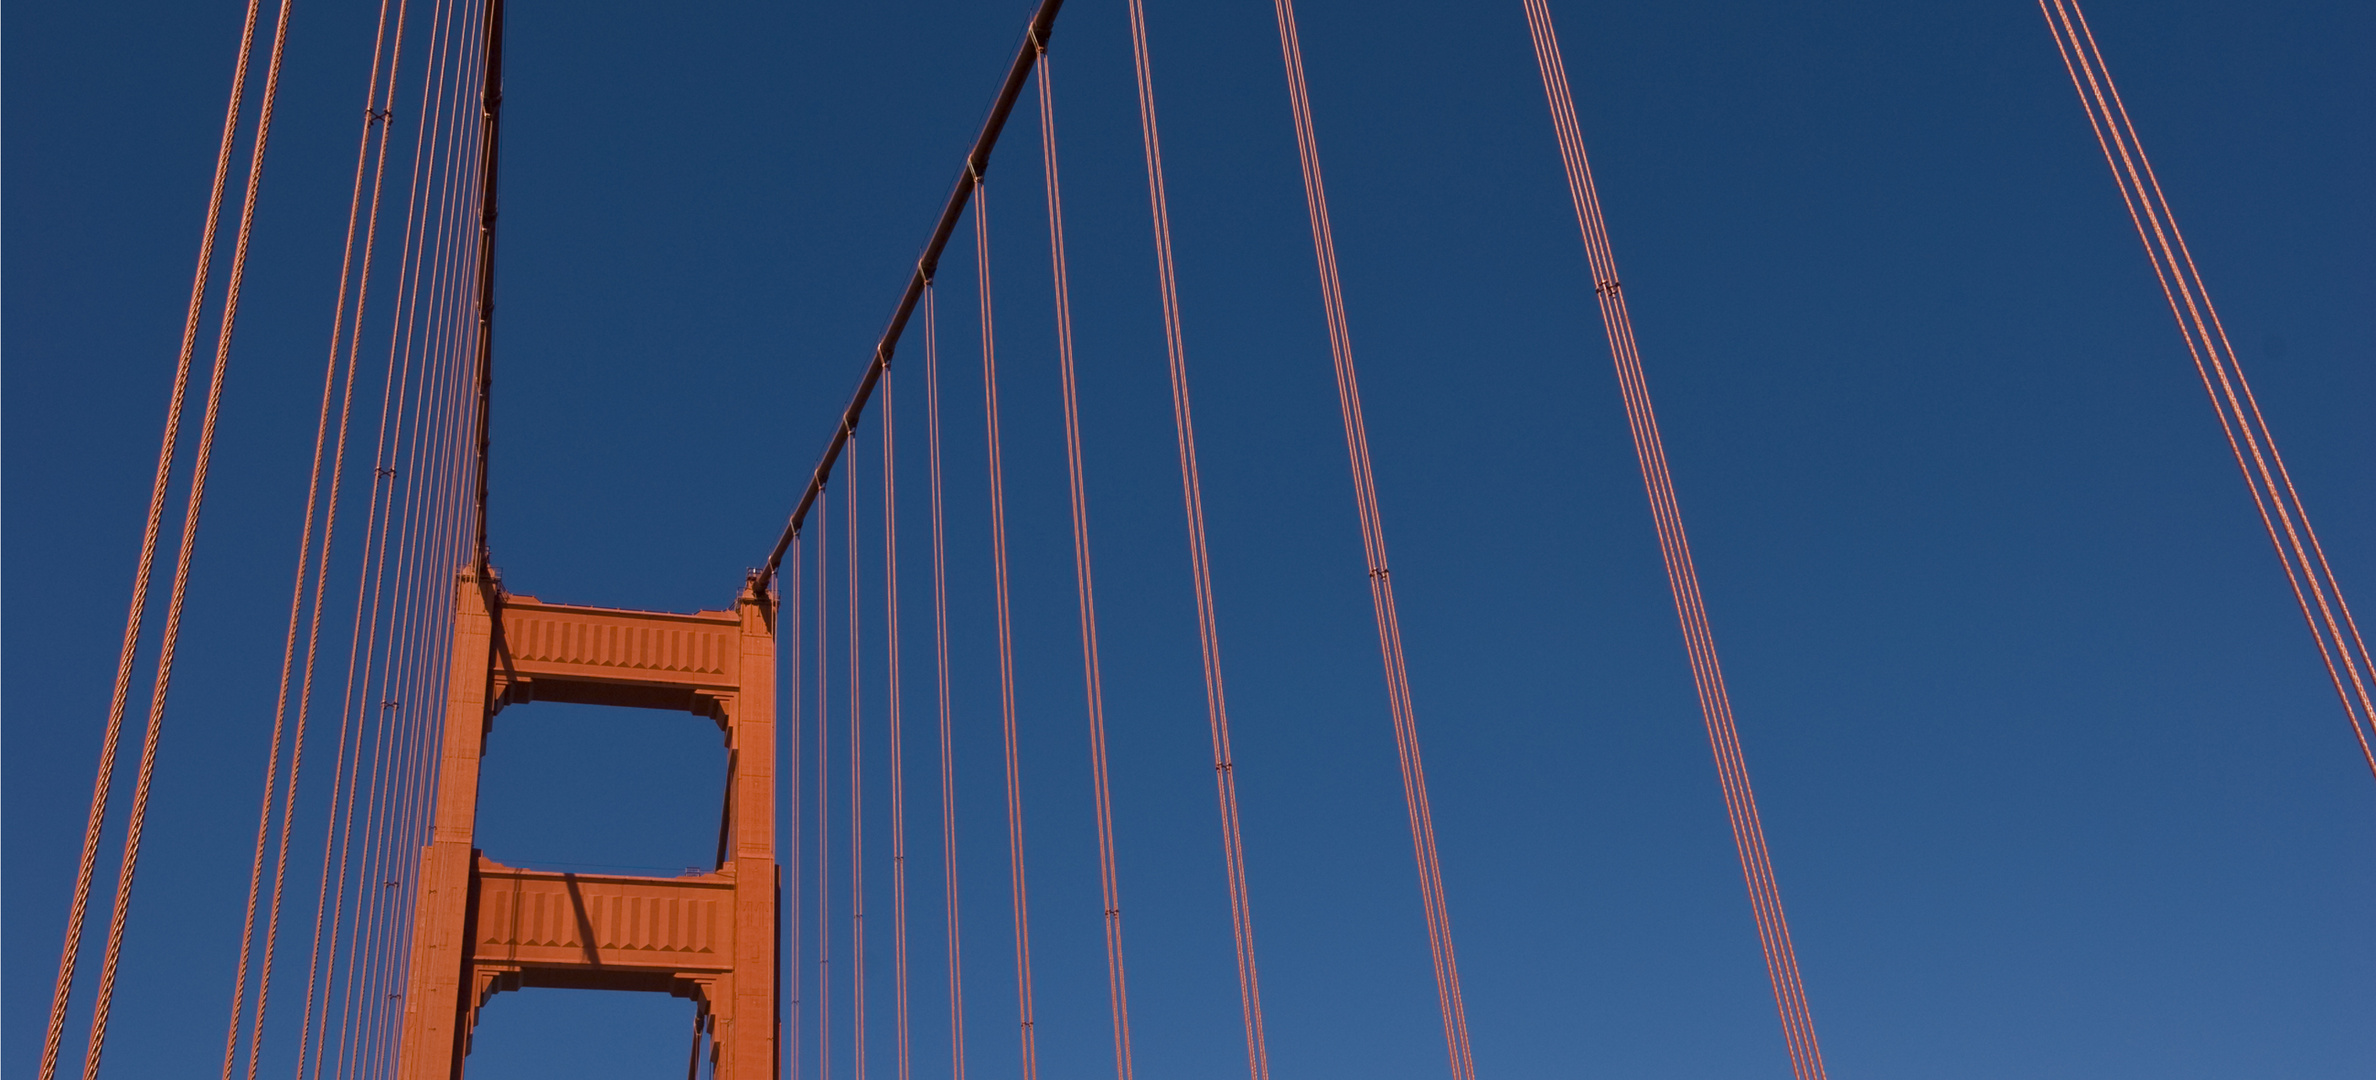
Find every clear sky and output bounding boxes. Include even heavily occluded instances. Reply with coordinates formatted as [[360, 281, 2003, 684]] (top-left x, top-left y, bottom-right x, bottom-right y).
[[6, 1, 2372, 1077]]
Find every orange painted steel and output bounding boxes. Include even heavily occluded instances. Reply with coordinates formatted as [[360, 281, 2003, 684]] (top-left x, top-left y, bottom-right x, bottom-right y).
[[758, 0, 1068, 595], [1523, 3, 1826, 1076], [82, 0, 303, 1073], [924, 284, 971, 1080], [390, 570, 778, 1080], [43, 0, 269, 1060], [976, 179, 1043, 1080], [1120, 7, 1270, 1076], [882, 371, 916, 1080], [1266, 3, 1475, 1076], [1034, 44, 1135, 1080], [2040, 0, 2376, 782], [815, 507, 833, 1080]]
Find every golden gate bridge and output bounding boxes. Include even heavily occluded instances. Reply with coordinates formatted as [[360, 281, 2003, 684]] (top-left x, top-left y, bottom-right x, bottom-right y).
[[26, 1, 2372, 1078]]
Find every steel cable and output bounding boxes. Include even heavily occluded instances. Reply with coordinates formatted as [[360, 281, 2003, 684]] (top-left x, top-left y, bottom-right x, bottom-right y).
[[925, 284, 970, 1080], [1032, 45, 1136, 1080], [2040, 0, 2376, 781], [974, 181, 1041, 1080], [348, 18, 482, 1064], [218, 0, 403, 1068], [819, 493, 834, 1080], [330, 5, 482, 1068], [884, 369, 916, 1080], [851, 437, 868, 1080], [789, 531, 805, 1080], [233, 0, 415, 1063], [82, 1, 300, 1072], [40, 0, 268, 1072], [1119, 8, 1271, 1075], [291, 1, 414, 1073], [1521, 4, 1827, 1075], [1266, 3, 1475, 1075]]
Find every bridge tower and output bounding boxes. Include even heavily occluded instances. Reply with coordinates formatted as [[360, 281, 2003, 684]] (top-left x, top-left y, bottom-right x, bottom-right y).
[[393, 567, 778, 1079]]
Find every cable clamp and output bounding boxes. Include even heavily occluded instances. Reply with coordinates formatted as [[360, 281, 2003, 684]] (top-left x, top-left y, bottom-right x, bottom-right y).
[[1594, 278, 1622, 296]]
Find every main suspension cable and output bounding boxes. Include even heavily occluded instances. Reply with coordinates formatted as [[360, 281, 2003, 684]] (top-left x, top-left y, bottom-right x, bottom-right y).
[[1266, 4, 1475, 1076], [1522, 3, 1827, 1076], [756, 0, 1069, 596]]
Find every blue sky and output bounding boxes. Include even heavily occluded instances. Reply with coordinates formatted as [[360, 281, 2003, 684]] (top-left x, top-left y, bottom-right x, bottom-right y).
[[6, 0, 2372, 1077]]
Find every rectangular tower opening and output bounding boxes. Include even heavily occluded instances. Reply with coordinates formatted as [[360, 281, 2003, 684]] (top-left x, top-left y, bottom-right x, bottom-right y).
[[475, 700, 729, 876], [464, 987, 699, 1078]]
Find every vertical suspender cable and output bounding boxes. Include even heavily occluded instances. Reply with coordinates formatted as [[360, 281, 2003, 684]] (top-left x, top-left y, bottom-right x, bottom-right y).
[[851, 440, 868, 1080], [41, 0, 268, 1072], [975, 180, 1041, 1080], [2039, 0, 2376, 780], [925, 284, 970, 1080], [338, 4, 477, 1059], [382, 29, 493, 1048], [221, 0, 402, 1070], [232, 0, 413, 1062], [1521, 4, 1827, 1076], [358, 97, 466, 1071], [819, 496, 834, 1080], [1120, 9, 1271, 1076], [270, 254, 369, 1080], [293, 1, 413, 1072], [83, 1, 300, 1073], [875, 404, 902, 1077], [790, 530, 804, 1080], [316, 3, 465, 1057], [1032, 43, 1135, 1080], [355, 16, 488, 1064], [1264, 5, 1475, 1077]]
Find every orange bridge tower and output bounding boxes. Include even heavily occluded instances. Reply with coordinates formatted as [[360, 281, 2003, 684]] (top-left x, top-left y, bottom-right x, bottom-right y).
[[393, 568, 778, 1079]]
